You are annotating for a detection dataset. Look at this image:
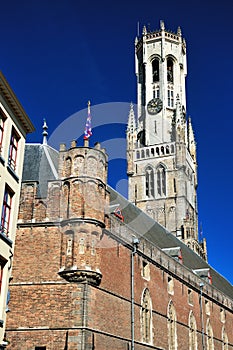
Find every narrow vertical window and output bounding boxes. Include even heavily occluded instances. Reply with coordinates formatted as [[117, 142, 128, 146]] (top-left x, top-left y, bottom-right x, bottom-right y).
[[154, 121, 157, 134], [222, 326, 228, 350], [189, 311, 197, 350], [79, 238, 85, 254], [8, 127, 20, 170], [142, 260, 150, 280], [0, 112, 6, 152], [141, 289, 152, 343], [188, 289, 193, 305], [0, 257, 6, 294], [157, 165, 166, 196], [220, 308, 226, 323], [173, 178, 176, 193], [135, 184, 137, 203], [152, 59, 159, 82], [91, 240, 96, 255], [167, 59, 173, 83], [65, 157, 72, 177], [145, 167, 154, 198], [1, 186, 14, 235], [168, 301, 177, 350], [167, 276, 174, 294], [206, 319, 214, 350], [168, 88, 174, 108], [153, 86, 160, 99], [205, 299, 210, 315], [66, 238, 72, 256]]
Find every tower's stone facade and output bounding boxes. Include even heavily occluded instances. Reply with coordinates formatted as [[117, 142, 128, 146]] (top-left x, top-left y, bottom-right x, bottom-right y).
[[127, 21, 207, 260]]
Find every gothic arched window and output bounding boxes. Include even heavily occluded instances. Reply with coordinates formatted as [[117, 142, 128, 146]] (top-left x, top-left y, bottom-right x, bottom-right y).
[[157, 165, 166, 196], [206, 319, 214, 350], [189, 311, 197, 350], [152, 59, 159, 82], [141, 289, 152, 344], [65, 157, 72, 177], [222, 326, 228, 350], [63, 182, 70, 218], [145, 166, 155, 198], [167, 58, 173, 83], [167, 301, 177, 350]]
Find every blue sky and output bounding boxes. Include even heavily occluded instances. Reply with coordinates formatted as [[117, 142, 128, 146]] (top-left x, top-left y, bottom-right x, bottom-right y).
[[1, 0, 233, 284]]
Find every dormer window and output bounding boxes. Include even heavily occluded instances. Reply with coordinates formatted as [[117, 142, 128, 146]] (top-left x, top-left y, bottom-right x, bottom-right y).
[[193, 268, 212, 284]]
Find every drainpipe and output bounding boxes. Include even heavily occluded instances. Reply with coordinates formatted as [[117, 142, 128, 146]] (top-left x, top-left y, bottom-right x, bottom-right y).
[[131, 237, 139, 350], [199, 282, 205, 350], [81, 282, 88, 350]]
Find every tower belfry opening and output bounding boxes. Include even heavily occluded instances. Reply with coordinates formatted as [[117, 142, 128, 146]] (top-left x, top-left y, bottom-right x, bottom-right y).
[[127, 20, 207, 260]]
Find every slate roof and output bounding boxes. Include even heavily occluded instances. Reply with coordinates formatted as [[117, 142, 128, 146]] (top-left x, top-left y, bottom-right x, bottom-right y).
[[22, 144, 59, 198]]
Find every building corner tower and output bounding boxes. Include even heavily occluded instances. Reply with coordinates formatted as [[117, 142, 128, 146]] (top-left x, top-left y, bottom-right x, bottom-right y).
[[127, 21, 207, 260]]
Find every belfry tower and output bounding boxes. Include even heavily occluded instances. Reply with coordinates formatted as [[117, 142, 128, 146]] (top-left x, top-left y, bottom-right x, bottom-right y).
[[127, 21, 207, 260]]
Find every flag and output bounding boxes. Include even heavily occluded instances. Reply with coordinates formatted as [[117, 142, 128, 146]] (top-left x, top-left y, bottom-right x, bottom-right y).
[[84, 100, 92, 140]]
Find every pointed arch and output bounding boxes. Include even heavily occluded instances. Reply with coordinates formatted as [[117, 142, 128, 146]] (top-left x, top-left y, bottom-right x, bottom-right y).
[[222, 326, 228, 350], [156, 164, 166, 196], [145, 166, 154, 198], [206, 319, 214, 350], [74, 155, 84, 175], [64, 157, 72, 177], [141, 288, 152, 344], [188, 311, 197, 350], [62, 181, 70, 219], [167, 300, 177, 350]]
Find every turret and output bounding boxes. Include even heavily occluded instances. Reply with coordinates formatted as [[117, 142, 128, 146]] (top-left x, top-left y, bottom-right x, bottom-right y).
[[58, 140, 109, 286], [126, 103, 137, 176]]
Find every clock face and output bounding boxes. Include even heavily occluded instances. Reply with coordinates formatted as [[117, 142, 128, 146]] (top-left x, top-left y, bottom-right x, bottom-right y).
[[147, 98, 163, 115]]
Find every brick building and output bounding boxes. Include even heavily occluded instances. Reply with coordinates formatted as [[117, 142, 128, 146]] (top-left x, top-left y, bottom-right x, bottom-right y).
[[5, 21, 233, 349]]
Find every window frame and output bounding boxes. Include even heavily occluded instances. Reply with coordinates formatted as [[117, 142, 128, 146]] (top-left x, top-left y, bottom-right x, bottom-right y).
[[167, 87, 174, 108], [0, 257, 7, 295], [1, 185, 14, 236], [8, 127, 20, 171], [145, 166, 155, 198], [0, 111, 6, 152], [141, 288, 152, 344], [157, 165, 166, 196]]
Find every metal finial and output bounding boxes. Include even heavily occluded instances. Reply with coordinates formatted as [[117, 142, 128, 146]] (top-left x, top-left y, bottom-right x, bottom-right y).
[[160, 20, 165, 30], [42, 118, 48, 145], [87, 100, 91, 115]]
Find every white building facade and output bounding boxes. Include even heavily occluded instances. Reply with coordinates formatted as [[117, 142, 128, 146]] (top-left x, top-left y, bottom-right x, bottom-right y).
[[0, 72, 34, 347]]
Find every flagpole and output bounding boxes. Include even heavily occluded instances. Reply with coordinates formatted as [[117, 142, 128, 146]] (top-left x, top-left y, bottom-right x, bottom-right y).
[[83, 100, 92, 147]]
